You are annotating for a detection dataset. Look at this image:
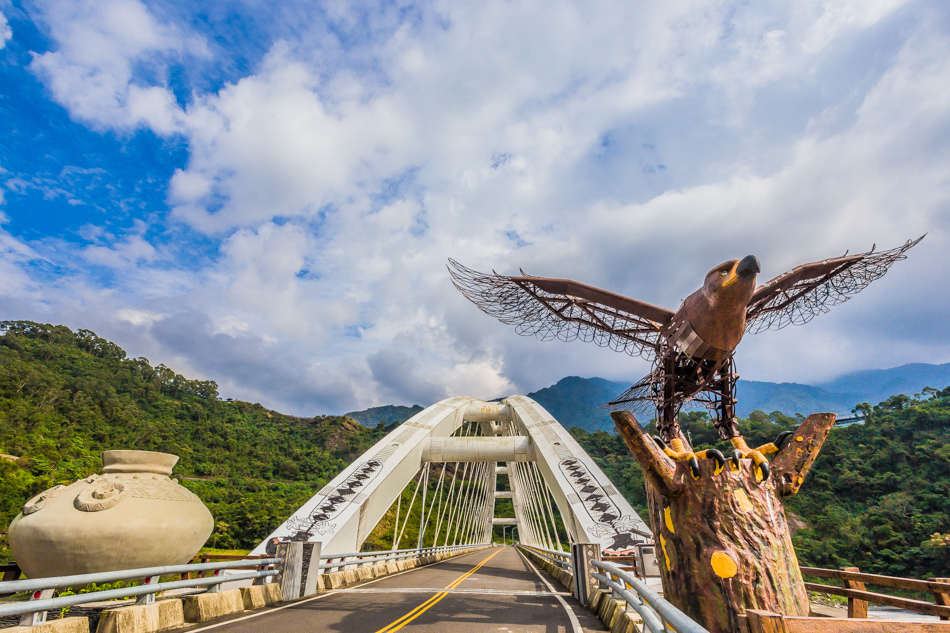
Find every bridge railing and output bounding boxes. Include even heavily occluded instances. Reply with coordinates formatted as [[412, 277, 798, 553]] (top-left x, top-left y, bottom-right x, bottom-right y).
[[519, 544, 572, 571], [0, 558, 279, 627], [801, 566, 950, 619], [592, 559, 710, 633], [320, 544, 477, 572]]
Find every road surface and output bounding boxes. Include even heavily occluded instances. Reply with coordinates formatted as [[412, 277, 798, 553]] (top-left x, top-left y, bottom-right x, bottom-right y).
[[180, 546, 608, 633]]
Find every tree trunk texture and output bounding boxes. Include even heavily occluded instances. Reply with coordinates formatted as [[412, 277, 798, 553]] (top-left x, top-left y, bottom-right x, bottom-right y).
[[611, 411, 837, 633]]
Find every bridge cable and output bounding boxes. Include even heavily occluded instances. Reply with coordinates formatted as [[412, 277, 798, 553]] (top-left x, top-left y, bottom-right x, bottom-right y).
[[420, 463, 446, 547], [394, 466, 425, 549], [433, 421, 469, 546], [454, 460, 477, 545], [518, 461, 545, 547], [522, 462, 549, 548], [416, 462, 430, 548], [392, 487, 401, 551], [539, 466, 563, 551], [445, 422, 475, 546], [528, 462, 558, 550]]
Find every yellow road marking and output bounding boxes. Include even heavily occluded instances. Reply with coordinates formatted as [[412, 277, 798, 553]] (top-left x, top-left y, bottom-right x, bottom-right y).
[[373, 547, 504, 633]]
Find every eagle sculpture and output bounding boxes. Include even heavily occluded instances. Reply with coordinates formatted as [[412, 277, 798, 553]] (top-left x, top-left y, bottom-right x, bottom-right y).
[[448, 236, 923, 481]]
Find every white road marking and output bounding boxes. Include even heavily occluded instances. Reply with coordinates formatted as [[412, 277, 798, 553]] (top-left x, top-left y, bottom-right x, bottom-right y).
[[342, 587, 570, 596], [515, 548, 584, 633], [180, 550, 486, 633]]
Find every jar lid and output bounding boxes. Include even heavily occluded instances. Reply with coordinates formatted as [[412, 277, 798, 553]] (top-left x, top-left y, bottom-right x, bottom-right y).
[[101, 450, 179, 475]]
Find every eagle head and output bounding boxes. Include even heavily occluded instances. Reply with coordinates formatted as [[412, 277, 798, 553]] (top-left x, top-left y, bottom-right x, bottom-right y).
[[703, 255, 760, 310]]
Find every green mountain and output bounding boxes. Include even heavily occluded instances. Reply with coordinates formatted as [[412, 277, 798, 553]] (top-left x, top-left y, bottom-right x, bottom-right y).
[[0, 321, 395, 561], [3, 320, 948, 581], [522, 366, 950, 432], [818, 362, 950, 405], [345, 404, 424, 427], [527, 376, 628, 432]]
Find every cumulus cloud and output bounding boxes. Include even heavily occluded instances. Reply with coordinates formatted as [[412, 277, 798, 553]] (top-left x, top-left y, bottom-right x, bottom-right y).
[[6, 0, 949, 415], [28, 0, 206, 133], [0, 9, 11, 50]]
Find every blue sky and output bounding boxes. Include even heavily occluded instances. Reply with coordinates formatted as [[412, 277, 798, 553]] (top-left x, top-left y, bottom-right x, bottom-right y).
[[1, 0, 948, 415]]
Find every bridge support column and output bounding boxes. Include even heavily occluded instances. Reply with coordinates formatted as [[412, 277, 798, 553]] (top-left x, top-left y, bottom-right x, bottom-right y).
[[275, 542, 303, 601], [571, 542, 601, 607], [302, 542, 323, 597]]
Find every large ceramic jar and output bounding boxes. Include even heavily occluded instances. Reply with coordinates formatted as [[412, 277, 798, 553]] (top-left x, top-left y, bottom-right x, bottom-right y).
[[8, 450, 214, 578]]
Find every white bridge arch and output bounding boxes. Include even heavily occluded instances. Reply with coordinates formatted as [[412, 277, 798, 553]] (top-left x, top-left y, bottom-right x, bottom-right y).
[[251, 395, 651, 556]]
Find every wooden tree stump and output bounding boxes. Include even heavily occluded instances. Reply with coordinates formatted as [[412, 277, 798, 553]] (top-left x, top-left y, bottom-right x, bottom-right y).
[[612, 410, 837, 633]]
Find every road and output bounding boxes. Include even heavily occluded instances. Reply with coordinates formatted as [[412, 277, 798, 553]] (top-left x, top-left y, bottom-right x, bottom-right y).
[[180, 546, 608, 633]]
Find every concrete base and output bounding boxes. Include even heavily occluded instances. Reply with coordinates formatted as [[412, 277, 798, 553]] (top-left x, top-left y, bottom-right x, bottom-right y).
[[182, 589, 244, 623], [240, 584, 282, 610], [5, 617, 89, 633], [96, 599, 184, 633]]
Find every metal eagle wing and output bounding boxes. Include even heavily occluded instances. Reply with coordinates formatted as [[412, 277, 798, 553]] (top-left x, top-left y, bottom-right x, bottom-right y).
[[745, 236, 924, 334], [448, 259, 674, 360]]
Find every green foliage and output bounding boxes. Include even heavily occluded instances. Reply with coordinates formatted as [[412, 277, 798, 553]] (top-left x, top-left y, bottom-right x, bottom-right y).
[[345, 404, 424, 427], [0, 321, 393, 562], [571, 390, 950, 580], [3, 319, 949, 582], [786, 386, 950, 578]]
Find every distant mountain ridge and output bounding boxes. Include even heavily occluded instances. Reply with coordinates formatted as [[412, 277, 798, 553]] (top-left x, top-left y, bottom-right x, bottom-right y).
[[345, 404, 424, 427], [347, 362, 950, 432]]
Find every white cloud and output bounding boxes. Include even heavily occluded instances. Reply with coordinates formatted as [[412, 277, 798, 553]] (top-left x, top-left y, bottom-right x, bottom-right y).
[[0, 9, 12, 50], [28, 0, 206, 133], [9, 0, 950, 414]]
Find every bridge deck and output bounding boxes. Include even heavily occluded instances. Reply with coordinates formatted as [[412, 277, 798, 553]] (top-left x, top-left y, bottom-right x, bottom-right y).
[[181, 546, 607, 633]]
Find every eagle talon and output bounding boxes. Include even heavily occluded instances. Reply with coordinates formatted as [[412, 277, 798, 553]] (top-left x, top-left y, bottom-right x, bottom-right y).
[[706, 449, 726, 475], [756, 460, 770, 482], [774, 431, 794, 450], [729, 450, 743, 471], [652, 435, 668, 450], [688, 456, 700, 479]]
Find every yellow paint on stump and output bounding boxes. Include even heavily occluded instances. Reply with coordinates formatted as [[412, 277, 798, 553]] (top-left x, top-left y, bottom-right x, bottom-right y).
[[664, 506, 675, 533], [660, 534, 671, 570], [710, 551, 738, 579], [796, 436, 804, 442], [733, 488, 753, 512]]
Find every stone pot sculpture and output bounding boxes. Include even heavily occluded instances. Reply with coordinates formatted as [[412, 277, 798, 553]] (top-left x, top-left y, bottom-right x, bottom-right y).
[[8, 450, 214, 578]]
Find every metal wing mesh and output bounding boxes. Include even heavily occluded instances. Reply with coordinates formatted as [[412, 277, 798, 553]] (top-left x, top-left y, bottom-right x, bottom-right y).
[[745, 236, 924, 334], [448, 259, 663, 360]]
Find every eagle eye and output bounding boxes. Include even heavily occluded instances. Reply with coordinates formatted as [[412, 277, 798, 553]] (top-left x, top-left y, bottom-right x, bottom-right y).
[[719, 270, 729, 277]]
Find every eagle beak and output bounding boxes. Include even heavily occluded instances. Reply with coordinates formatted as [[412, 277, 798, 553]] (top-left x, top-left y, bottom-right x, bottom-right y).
[[723, 255, 760, 287], [737, 255, 760, 279]]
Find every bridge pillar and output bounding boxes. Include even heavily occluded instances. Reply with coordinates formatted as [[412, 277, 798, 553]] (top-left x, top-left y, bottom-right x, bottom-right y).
[[275, 542, 303, 601], [571, 542, 601, 607]]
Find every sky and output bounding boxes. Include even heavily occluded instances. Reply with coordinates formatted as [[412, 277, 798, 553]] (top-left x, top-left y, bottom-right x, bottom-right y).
[[0, 0, 947, 416]]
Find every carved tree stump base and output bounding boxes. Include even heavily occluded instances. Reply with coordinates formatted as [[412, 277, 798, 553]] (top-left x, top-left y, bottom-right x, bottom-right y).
[[612, 411, 837, 633]]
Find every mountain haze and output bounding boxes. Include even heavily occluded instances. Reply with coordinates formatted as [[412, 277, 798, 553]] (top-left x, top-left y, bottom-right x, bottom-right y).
[[348, 363, 950, 431]]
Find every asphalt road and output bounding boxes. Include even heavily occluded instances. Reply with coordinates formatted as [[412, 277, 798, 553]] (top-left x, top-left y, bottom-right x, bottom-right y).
[[180, 546, 608, 633]]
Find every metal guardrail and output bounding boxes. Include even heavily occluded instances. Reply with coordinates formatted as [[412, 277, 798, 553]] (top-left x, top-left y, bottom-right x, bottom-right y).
[[0, 558, 280, 626], [319, 544, 476, 572], [592, 560, 710, 633], [519, 544, 572, 571], [0, 542, 487, 627]]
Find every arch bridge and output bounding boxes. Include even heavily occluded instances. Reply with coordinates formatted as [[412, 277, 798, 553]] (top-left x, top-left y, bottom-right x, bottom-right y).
[[251, 395, 651, 557]]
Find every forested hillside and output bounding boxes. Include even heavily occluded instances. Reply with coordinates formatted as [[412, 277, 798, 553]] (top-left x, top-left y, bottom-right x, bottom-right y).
[[0, 321, 394, 562], [2, 320, 948, 581], [570, 394, 950, 579]]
